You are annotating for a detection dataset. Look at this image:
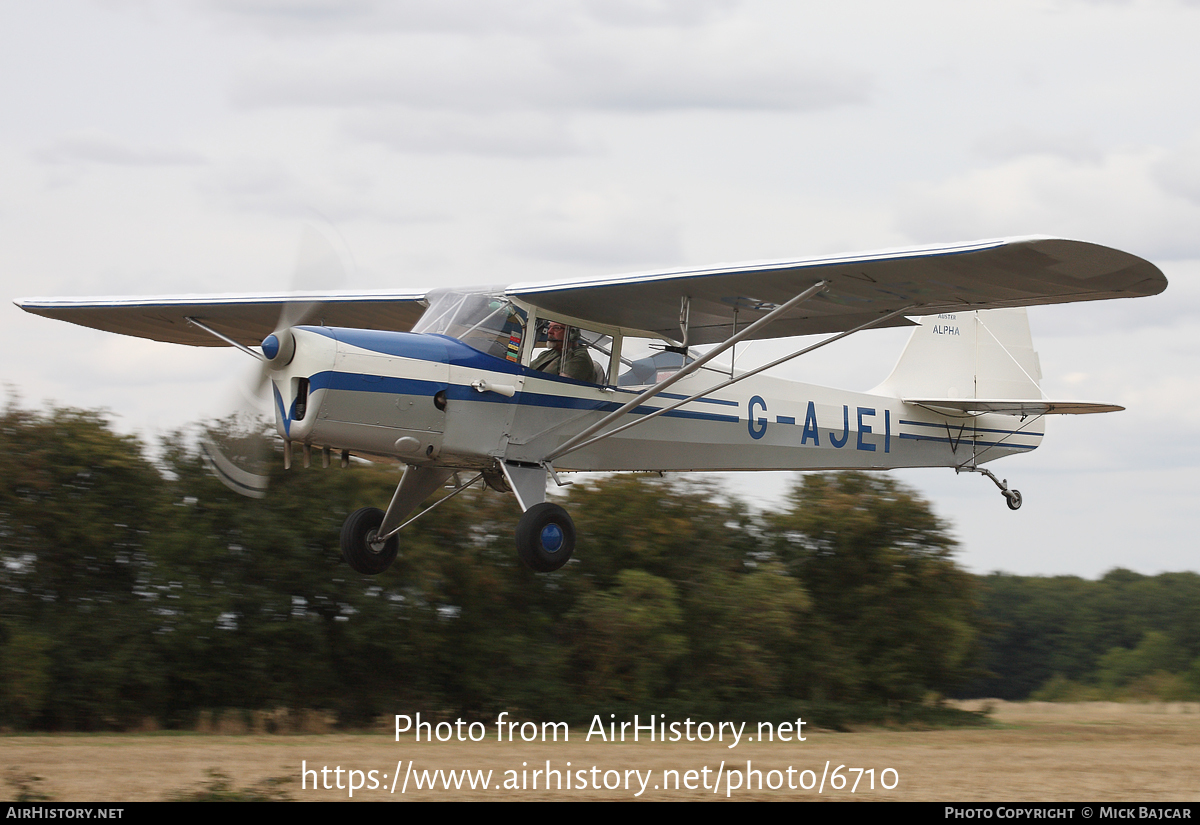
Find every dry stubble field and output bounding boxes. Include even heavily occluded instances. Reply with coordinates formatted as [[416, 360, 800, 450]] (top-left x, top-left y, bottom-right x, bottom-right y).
[[3, 702, 1199, 802]]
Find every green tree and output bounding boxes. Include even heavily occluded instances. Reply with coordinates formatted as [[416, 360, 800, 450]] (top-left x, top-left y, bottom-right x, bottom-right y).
[[967, 570, 1200, 700], [768, 472, 980, 703], [0, 403, 996, 728], [0, 403, 167, 728], [566, 569, 687, 709], [683, 564, 814, 711]]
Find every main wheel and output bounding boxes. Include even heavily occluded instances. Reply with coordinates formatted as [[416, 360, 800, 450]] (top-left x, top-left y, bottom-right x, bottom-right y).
[[341, 507, 399, 575], [515, 503, 576, 572], [1005, 489, 1023, 511]]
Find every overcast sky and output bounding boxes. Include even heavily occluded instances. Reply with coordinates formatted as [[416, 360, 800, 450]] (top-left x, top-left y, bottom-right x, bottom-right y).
[[3, 0, 1198, 578]]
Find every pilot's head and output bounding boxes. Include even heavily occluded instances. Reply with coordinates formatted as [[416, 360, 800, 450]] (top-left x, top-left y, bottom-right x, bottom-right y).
[[546, 322, 575, 350]]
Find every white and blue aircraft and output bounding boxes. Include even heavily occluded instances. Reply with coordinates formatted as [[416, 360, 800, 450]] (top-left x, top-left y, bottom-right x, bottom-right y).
[[16, 236, 1166, 574]]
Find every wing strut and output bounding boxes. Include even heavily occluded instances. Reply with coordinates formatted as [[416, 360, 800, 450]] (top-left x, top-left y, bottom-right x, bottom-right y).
[[546, 304, 914, 463], [542, 280, 830, 464], [186, 317, 267, 361]]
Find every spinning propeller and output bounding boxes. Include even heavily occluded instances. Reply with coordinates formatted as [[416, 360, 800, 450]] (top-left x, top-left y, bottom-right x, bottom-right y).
[[201, 223, 350, 498]]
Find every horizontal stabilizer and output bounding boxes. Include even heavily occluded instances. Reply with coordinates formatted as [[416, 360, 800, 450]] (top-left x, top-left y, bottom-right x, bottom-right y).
[[903, 398, 1123, 415]]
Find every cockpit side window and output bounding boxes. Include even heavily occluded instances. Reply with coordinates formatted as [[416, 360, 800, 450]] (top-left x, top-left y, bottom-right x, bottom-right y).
[[530, 319, 612, 385], [617, 337, 694, 386]]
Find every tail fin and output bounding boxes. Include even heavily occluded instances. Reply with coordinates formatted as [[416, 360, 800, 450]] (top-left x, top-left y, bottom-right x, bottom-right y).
[[873, 308, 1042, 402], [873, 308, 1122, 415]]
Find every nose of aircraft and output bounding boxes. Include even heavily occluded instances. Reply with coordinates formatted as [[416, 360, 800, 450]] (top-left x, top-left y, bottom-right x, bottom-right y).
[[261, 329, 295, 367]]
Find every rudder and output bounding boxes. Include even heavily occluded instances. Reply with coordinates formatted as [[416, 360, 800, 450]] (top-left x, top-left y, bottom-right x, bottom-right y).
[[872, 308, 1042, 401]]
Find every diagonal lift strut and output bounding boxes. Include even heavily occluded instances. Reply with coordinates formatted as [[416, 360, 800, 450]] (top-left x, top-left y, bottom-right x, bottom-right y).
[[544, 294, 915, 464], [542, 280, 831, 464]]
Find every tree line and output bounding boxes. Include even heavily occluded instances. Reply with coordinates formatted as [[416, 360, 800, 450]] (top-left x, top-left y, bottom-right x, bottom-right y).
[[0, 403, 1195, 732], [967, 569, 1200, 701]]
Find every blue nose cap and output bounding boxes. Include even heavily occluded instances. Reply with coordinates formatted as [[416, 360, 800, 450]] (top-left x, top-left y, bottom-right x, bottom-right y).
[[262, 333, 281, 360]]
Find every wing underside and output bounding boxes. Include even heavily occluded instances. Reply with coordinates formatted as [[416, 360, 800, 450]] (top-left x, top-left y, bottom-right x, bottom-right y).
[[15, 291, 429, 347], [14, 236, 1165, 348], [509, 236, 1166, 344]]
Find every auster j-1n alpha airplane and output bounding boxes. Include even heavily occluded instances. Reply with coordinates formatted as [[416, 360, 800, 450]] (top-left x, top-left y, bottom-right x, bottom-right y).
[[16, 236, 1166, 574]]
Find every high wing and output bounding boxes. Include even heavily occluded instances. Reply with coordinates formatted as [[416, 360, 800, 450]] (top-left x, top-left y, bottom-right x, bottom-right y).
[[509, 236, 1166, 344], [14, 236, 1165, 348], [14, 290, 428, 347]]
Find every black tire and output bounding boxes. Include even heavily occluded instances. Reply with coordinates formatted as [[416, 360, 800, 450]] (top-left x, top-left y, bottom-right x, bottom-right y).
[[1006, 490, 1023, 511], [515, 502, 575, 572], [341, 507, 398, 575]]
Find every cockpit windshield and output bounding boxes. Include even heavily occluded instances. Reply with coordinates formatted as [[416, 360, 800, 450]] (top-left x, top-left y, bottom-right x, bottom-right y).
[[412, 288, 527, 362]]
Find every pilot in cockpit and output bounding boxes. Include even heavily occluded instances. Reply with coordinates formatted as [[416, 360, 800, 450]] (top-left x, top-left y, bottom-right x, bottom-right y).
[[532, 321, 597, 383]]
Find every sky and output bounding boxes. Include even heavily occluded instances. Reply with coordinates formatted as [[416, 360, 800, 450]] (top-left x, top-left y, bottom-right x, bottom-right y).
[[3, 0, 1198, 578]]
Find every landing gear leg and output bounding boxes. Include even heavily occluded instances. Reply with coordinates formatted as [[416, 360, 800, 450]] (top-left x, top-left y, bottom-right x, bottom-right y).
[[498, 460, 576, 571], [340, 465, 457, 575], [960, 465, 1022, 511]]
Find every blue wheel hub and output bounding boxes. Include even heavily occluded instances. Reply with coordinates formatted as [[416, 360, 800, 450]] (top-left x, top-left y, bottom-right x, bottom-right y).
[[540, 523, 564, 553]]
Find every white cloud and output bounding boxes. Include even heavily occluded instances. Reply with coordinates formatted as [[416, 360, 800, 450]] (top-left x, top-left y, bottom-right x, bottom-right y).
[[227, 29, 870, 116], [343, 109, 587, 157], [1152, 132, 1200, 206], [195, 155, 409, 224], [505, 188, 682, 267], [34, 129, 207, 167], [973, 128, 1104, 164], [578, 0, 738, 28], [201, 0, 738, 35], [895, 149, 1200, 261]]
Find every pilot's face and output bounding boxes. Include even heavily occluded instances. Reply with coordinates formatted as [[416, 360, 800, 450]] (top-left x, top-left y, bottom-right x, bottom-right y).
[[547, 322, 566, 349]]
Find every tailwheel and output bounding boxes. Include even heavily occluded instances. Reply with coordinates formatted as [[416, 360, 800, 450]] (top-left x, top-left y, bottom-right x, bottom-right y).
[[959, 465, 1025, 512], [515, 502, 575, 572], [341, 507, 398, 575]]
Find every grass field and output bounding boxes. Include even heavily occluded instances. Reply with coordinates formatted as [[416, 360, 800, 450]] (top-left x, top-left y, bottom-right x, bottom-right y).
[[4, 702, 1199, 801]]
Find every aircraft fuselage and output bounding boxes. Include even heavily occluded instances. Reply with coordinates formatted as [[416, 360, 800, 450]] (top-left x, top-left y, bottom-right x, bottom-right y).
[[271, 326, 1041, 475]]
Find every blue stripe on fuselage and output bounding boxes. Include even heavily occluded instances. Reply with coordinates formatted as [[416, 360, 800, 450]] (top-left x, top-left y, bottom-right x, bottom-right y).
[[898, 418, 1044, 438], [307, 369, 740, 423], [303, 326, 738, 414], [895, 432, 1037, 450]]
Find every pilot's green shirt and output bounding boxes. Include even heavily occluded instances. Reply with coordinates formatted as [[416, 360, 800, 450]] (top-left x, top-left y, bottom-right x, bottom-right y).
[[532, 345, 596, 383]]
